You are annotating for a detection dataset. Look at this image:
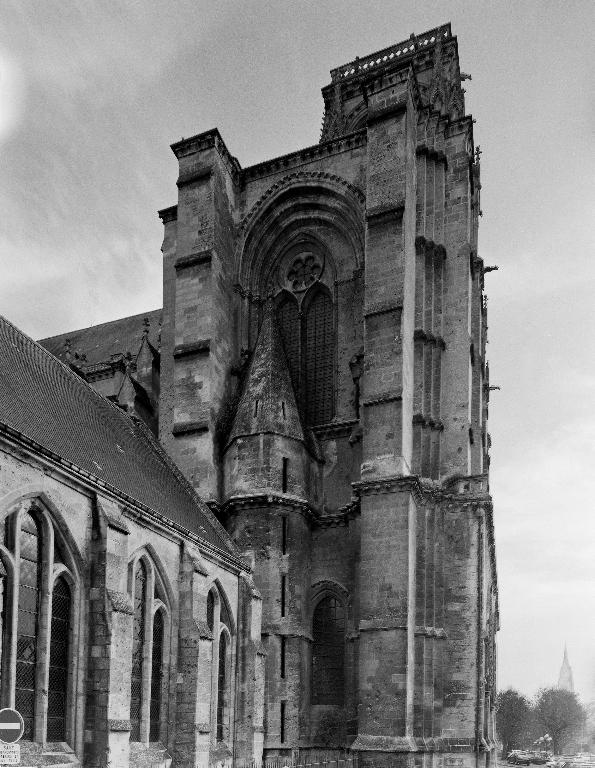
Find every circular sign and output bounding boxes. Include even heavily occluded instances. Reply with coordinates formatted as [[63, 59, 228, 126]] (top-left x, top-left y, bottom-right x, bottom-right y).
[[0, 708, 24, 744]]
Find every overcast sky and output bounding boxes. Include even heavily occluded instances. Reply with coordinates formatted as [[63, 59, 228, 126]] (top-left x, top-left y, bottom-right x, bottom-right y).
[[1, 0, 594, 704]]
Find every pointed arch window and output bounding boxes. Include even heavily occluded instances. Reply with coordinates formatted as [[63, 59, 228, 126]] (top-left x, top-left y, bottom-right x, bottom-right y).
[[127, 553, 170, 744], [149, 610, 164, 741], [312, 596, 345, 705], [0, 502, 79, 746], [130, 560, 147, 741], [208, 585, 234, 745], [47, 576, 71, 741], [275, 283, 335, 425]]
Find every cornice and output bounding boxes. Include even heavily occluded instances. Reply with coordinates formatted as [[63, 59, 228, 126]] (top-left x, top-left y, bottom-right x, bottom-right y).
[[174, 250, 212, 271], [173, 339, 211, 358], [172, 421, 209, 437], [353, 472, 493, 510], [363, 389, 402, 407], [170, 127, 241, 182], [157, 205, 177, 224], [241, 132, 367, 188], [313, 418, 358, 440], [365, 201, 405, 225]]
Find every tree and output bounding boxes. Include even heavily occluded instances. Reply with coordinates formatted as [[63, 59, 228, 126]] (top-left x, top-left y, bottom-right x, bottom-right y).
[[497, 688, 534, 757], [534, 687, 586, 754]]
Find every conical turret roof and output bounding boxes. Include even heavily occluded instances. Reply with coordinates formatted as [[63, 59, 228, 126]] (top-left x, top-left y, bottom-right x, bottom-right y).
[[228, 302, 305, 445]]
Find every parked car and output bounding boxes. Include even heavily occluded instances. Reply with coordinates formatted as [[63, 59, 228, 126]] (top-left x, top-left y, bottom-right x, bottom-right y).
[[508, 751, 534, 765]]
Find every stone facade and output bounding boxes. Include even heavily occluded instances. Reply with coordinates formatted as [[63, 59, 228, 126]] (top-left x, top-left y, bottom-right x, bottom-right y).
[[5, 21, 500, 768]]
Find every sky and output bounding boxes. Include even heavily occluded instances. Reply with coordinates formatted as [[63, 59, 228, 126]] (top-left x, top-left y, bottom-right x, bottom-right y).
[[1, 0, 594, 704]]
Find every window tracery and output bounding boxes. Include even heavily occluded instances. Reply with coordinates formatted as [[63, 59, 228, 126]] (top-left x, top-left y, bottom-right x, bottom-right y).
[[128, 552, 170, 744], [0, 501, 79, 745], [275, 279, 335, 425]]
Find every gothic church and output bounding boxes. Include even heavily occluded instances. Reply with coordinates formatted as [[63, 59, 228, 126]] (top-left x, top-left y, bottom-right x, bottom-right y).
[[0, 24, 498, 768]]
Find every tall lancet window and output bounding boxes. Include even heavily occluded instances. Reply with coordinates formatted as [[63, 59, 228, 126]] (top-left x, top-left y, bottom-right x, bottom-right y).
[[16, 511, 41, 739], [304, 287, 334, 425], [312, 596, 345, 705], [130, 560, 147, 741], [275, 251, 335, 426], [47, 576, 71, 740]]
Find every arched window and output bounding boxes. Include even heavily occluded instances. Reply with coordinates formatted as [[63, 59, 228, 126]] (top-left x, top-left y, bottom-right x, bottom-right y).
[[304, 288, 334, 425], [0, 501, 79, 746], [128, 553, 170, 744], [275, 284, 335, 425], [216, 631, 228, 742], [206, 590, 215, 633], [47, 577, 71, 741], [130, 560, 147, 742], [16, 511, 41, 739], [149, 610, 164, 741], [208, 585, 234, 745], [312, 596, 345, 705]]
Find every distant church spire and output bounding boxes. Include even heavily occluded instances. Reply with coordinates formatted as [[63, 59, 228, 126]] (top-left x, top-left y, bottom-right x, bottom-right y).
[[558, 644, 575, 693]]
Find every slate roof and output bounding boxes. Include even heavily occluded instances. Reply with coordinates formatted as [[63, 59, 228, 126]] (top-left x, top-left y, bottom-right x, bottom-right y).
[[39, 309, 162, 366], [0, 316, 235, 557], [228, 302, 305, 445]]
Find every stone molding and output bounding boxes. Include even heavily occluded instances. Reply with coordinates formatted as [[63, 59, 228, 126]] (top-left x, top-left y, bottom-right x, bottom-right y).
[[416, 144, 448, 166], [365, 201, 405, 225], [174, 250, 212, 270], [366, 99, 408, 125], [195, 722, 211, 733], [103, 510, 130, 534], [313, 418, 358, 440], [362, 389, 403, 407], [170, 127, 241, 181], [240, 169, 366, 232], [108, 719, 131, 731], [172, 420, 209, 436], [413, 328, 447, 350], [364, 301, 402, 319], [173, 339, 211, 358], [176, 167, 212, 187], [157, 204, 177, 223], [107, 590, 133, 615], [351, 734, 418, 752]]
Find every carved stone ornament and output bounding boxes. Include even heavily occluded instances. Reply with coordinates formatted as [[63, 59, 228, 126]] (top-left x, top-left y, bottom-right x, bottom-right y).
[[286, 251, 324, 292]]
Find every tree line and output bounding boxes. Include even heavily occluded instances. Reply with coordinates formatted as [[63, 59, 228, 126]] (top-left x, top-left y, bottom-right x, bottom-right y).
[[497, 687, 588, 757]]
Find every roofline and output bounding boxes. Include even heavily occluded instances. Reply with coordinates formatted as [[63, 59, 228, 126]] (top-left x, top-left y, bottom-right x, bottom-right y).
[[38, 308, 162, 345], [0, 422, 249, 574]]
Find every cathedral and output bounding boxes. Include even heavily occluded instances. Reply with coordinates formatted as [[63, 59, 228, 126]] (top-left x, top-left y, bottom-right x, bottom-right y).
[[0, 23, 498, 768]]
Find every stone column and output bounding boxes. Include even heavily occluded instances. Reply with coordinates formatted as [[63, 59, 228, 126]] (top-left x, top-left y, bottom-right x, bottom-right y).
[[174, 547, 214, 768]]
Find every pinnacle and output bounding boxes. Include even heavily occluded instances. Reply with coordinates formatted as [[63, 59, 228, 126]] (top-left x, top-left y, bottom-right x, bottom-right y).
[[227, 301, 304, 445]]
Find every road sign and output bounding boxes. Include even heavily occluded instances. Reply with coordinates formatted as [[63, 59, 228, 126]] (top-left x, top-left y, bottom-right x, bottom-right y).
[[0, 709, 23, 744], [0, 743, 19, 765]]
